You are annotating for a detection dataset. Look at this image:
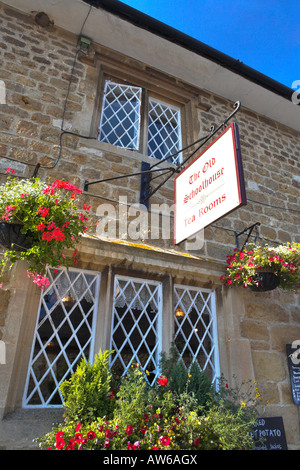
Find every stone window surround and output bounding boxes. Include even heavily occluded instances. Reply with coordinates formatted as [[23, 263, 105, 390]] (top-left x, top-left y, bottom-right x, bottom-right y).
[[80, 46, 203, 167]]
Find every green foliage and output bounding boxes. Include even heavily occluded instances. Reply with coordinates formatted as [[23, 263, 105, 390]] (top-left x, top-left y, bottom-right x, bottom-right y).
[[37, 350, 262, 451], [204, 404, 256, 450], [159, 346, 214, 409], [59, 350, 114, 423], [112, 364, 149, 430], [187, 362, 214, 408]]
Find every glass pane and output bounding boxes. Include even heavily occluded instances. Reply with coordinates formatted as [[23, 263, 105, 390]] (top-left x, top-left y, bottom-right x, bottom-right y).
[[148, 97, 182, 164], [23, 267, 100, 407], [110, 276, 162, 385], [174, 286, 218, 383], [99, 81, 141, 149]]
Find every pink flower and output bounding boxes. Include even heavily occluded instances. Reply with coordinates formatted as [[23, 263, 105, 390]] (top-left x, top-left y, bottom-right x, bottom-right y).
[[194, 437, 200, 446], [27, 271, 50, 290]]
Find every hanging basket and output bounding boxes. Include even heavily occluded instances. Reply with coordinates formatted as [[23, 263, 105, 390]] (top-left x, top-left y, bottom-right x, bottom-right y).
[[0, 222, 33, 252], [249, 271, 280, 292]]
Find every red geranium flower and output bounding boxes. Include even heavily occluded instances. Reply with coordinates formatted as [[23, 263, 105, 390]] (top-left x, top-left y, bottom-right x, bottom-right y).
[[76, 422, 81, 432], [37, 206, 49, 217], [126, 425, 134, 436], [127, 443, 136, 450], [140, 425, 148, 435], [74, 433, 84, 443], [87, 431, 96, 440], [55, 437, 65, 450], [160, 436, 170, 446], [157, 376, 168, 386]]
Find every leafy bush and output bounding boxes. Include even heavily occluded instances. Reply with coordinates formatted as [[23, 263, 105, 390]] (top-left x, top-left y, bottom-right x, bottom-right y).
[[59, 350, 115, 423], [36, 351, 260, 451], [159, 346, 214, 409]]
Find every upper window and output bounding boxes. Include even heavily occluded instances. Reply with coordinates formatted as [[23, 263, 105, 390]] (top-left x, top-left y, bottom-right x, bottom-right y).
[[98, 79, 182, 165]]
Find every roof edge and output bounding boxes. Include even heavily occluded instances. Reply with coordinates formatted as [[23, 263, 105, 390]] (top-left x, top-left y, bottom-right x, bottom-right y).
[[83, 0, 294, 101]]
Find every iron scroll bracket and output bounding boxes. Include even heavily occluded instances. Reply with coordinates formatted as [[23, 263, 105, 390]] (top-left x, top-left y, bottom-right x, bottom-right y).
[[83, 101, 242, 206], [235, 222, 261, 251]]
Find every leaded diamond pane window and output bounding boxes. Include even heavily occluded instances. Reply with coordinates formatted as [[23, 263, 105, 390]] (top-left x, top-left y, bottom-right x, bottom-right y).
[[148, 97, 182, 164], [110, 276, 162, 385], [174, 285, 219, 383], [23, 267, 100, 407], [99, 81, 142, 149], [98, 79, 182, 163]]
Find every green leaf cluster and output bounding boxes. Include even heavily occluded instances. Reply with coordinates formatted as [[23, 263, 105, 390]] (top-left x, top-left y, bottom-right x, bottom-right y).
[[60, 350, 114, 423]]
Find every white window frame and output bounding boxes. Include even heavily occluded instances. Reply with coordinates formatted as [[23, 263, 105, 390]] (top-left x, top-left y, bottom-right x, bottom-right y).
[[98, 80, 142, 150], [148, 96, 182, 164], [109, 275, 163, 384], [174, 284, 220, 384], [98, 79, 183, 165], [22, 267, 101, 408]]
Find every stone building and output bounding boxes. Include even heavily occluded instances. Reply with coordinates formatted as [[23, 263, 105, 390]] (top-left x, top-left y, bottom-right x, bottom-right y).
[[0, 0, 299, 450]]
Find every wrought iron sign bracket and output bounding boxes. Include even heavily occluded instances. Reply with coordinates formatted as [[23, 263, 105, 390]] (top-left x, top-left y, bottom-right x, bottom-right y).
[[235, 222, 261, 251], [83, 101, 242, 207]]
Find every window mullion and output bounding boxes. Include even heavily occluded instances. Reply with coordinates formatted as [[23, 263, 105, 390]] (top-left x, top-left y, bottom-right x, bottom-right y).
[[140, 88, 149, 155]]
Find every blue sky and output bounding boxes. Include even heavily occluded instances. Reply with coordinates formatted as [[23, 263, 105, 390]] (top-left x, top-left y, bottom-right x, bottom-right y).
[[120, 0, 299, 89]]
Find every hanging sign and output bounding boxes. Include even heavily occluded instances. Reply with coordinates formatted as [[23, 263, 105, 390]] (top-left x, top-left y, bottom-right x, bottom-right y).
[[174, 123, 246, 244], [286, 343, 300, 405]]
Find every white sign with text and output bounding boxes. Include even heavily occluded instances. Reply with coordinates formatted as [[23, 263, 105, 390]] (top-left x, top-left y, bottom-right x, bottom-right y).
[[174, 123, 246, 244]]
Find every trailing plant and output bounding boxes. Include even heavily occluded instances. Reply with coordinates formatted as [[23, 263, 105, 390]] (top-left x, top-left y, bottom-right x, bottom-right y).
[[221, 242, 300, 290], [0, 172, 91, 289]]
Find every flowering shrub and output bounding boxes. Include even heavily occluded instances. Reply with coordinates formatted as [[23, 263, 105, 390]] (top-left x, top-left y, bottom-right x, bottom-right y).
[[40, 412, 222, 451], [0, 174, 90, 289], [221, 243, 300, 290], [36, 352, 260, 451]]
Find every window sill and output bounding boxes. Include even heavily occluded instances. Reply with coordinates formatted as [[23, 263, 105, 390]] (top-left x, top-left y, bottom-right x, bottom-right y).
[[77, 137, 179, 170]]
